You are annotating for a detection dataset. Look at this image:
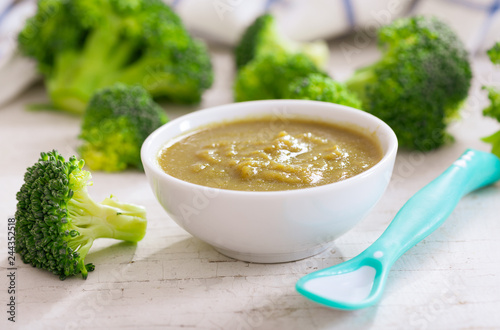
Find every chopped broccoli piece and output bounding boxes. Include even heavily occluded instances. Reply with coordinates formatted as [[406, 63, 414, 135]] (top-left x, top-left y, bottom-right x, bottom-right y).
[[79, 83, 168, 172], [481, 42, 500, 158], [234, 52, 327, 102], [235, 13, 329, 70], [487, 42, 500, 65], [18, 0, 213, 114], [15, 150, 147, 280], [482, 42, 500, 122], [345, 16, 472, 151], [285, 74, 362, 108], [482, 131, 500, 159], [483, 86, 500, 122]]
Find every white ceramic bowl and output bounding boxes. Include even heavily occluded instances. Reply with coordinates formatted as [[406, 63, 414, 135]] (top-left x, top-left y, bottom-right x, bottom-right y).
[[141, 100, 398, 263]]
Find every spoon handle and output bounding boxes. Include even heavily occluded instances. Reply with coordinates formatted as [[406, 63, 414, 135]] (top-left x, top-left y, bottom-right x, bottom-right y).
[[368, 149, 500, 264]]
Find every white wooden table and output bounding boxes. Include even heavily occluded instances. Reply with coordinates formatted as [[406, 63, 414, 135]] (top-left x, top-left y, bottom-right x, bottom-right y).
[[1, 41, 500, 330]]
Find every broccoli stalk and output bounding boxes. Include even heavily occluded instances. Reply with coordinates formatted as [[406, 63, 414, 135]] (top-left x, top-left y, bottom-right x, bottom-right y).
[[79, 83, 168, 172], [235, 13, 329, 70], [341, 65, 377, 105], [46, 19, 141, 113], [15, 151, 147, 280], [345, 16, 472, 151], [481, 42, 500, 157], [18, 0, 213, 114]]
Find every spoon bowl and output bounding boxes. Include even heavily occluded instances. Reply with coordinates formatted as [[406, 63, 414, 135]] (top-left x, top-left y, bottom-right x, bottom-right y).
[[297, 250, 388, 310]]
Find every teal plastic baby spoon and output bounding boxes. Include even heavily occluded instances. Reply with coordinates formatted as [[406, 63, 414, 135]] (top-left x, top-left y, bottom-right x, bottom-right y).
[[296, 149, 500, 310]]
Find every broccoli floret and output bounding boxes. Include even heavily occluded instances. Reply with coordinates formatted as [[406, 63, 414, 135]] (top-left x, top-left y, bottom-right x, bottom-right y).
[[345, 16, 472, 151], [235, 13, 329, 70], [481, 42, 500, 158], [285, 74, 362, 108], [79, 84, 167, 172], [234, 52, 327, 102], [18, 0, 213, 114], [15, 150, 147, 280]]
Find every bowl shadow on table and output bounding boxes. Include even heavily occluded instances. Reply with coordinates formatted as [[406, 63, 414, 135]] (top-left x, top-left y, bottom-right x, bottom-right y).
[[207, 241, 381, 329], [85, 240, 139, 268], [66, 233, 381, 328], [145, 235, 383, 328]]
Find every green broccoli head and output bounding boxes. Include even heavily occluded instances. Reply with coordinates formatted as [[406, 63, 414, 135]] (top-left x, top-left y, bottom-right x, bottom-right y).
[[18, 0, 213, 114], [234, 52, 327, 102], [15, 150, 147, 280], [79, 83, 167, 172], [235, 13, 329, 70], [285, 74, 362, 109], [481, 42, 500, 158], [346, 16, 472, 151]]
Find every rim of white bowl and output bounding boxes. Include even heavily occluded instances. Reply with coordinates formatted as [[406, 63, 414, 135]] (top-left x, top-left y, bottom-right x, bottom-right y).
[[141, 100, 398, 196]]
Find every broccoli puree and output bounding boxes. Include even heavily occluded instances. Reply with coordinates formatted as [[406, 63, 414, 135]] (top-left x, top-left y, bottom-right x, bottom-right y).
[[158, 117, 382, 191]]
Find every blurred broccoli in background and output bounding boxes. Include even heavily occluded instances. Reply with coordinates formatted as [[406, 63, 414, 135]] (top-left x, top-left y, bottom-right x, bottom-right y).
[[285, 74, 362, 109], [235, 13, 329, 71], [234, 52, 328, 102], [18, 0, 213, 115], [345, 16, 472, 151], [79, 84, 167, 172], [481, 42, 500, 157], [233, 13, 332, 102]]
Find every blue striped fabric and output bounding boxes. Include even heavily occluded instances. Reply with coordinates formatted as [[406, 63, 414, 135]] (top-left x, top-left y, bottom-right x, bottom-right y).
[[442, 0, 500, 52], [265, 0, 283, 11], [0, 0, 16, 62], [342, 0, 356, 27], [0, 0, 15, 25], [171, 0, 183, 8], [263, 0, 356, 27], [445, 0, 499, 11]]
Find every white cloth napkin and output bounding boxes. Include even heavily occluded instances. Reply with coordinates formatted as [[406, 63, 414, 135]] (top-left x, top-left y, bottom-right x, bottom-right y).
[[174, 0, 412, 44], [0, 0, 38, 107], [411, 0, 500, 55]]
